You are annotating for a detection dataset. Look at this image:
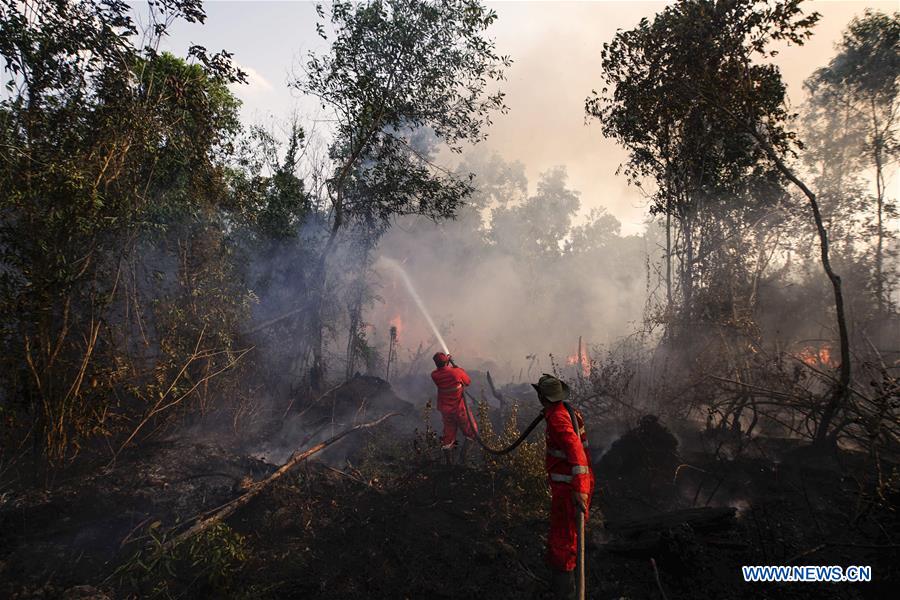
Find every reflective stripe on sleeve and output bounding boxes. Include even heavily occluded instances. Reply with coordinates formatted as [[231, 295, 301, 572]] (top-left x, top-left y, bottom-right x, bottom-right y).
[[548, 445, 589, 458], [572, 465, 589, 475], [550, 473, 573, 483]]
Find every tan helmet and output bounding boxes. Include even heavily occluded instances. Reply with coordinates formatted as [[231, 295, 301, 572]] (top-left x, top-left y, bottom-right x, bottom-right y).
[[531, 373, 570, 403]]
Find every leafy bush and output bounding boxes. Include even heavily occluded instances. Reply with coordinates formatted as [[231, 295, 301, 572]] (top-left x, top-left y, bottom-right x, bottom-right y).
[[477, 399, 548, 514], [115, 522, 249, 599]]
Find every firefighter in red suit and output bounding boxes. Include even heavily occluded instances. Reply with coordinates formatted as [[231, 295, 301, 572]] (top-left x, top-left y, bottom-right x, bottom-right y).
[[430, 352, 476, 464], [532, 374, 595, 600]]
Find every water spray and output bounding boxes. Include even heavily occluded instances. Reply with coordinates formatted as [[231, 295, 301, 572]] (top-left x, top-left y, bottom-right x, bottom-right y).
[[378, 255, 543, 456], [377, 256, 450, 355]]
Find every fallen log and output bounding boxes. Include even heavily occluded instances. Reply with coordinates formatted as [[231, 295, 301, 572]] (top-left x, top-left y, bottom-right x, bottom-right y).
[[604, 506, 736, 537], [163, 412, 398, 550]]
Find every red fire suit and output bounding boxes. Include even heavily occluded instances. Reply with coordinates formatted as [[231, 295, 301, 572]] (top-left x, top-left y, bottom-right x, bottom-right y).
[[544, 401, 594, 572], [430, 365, 476, 449]]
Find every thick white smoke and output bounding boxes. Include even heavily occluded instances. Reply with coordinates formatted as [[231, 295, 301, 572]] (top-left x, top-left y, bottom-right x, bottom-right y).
[[364, 152, 656, 384]]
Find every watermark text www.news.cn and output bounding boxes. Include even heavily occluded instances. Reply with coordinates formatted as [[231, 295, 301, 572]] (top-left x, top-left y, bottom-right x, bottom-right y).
[[742, 565, 872, 583]]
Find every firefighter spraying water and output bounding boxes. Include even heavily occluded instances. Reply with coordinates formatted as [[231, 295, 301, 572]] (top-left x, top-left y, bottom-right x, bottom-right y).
[[430, 352, 476, 464], [380, 256, 594, 600]]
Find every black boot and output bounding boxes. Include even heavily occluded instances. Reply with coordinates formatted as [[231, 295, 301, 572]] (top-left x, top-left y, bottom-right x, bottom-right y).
[[550, 568, 575, 600]]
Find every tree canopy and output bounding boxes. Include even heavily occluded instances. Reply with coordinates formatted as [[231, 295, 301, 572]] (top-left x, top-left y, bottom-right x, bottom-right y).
[[296, 0, 511, 233]]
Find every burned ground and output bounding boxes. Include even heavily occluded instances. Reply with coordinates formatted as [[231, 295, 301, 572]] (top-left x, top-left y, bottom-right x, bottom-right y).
[[1, 383, 897, 599]]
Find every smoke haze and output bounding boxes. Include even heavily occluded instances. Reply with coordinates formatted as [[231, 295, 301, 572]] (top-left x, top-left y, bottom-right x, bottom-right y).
[[364, 153, 654, 384], [157, 1, 897, 237]]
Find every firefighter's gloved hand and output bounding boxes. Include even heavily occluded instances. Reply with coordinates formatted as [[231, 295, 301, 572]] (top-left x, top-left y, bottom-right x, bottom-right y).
[[572, 491, 588, 513]]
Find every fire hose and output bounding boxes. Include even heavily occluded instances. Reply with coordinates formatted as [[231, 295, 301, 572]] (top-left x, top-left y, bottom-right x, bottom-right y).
[[460, 388, 544, 455], [447, 357, 545, 455]]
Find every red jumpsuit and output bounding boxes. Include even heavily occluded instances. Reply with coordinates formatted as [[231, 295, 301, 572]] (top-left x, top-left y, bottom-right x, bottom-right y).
[[430, 365, 476, 449], [544, 402, 594, 572]]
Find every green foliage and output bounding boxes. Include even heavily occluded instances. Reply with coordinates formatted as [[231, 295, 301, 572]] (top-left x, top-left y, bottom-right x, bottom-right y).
[[305, 0, 509, 151], [229, 121, 311, 239], [115, 522, 249, 599], [490, 167, 581, 260], [477, 399, 547, 513], [412, 398, 441, 458], [0, 1, 254, 460], [290, 0, 511, 389], [801, 10, 899, 312], [297, 0, 511, 230], [587, 0, 819, 327], [821, 10, 900, 100], [588, 0, 819, 202]]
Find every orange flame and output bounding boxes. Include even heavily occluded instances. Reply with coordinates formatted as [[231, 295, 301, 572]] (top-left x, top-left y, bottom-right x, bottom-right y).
[[797, 344, 838, 368], [566, 349, 590, 376]]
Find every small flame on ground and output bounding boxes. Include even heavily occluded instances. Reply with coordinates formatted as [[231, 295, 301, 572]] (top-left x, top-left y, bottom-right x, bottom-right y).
[[797, 344, 838, 368]]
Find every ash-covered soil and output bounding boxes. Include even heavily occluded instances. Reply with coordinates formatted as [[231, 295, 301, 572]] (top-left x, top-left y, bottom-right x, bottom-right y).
[[1, 386, 897, 599], [0, 439, 275, 598]]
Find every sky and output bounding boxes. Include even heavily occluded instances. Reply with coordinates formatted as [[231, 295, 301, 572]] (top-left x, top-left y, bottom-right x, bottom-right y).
[[156, 0, 897, 235]]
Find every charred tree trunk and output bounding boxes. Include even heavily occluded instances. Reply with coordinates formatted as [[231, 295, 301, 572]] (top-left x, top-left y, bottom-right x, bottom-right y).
[[300, 104, 387, 390], [345, 257, 371, 381], [752, 132, 851, 447], [486, 371, 507, 424], [871, 98, 885, 314], [682, 209, 695, 322], [345, 306, 361, 381], [308, 235, 336, 391], [666, 197, 673, 308], [385, 325, 397, 382], [577, 335, 585, 383]]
